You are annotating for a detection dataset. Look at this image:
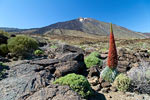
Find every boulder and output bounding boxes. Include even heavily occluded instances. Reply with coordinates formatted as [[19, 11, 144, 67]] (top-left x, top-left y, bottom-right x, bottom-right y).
[[54, 61, 85, 77], [19, 84, 84, 100], [30, 59, 60, 67], [57, 44, 84, 54], [88, 76, 99, 86], [59, 53, 84, 62], [87, 66, 101, 78], [0, 64, 54, 100]]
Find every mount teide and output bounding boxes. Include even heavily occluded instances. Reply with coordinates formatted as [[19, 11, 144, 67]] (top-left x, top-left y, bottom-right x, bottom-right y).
[[1, 18, 148, 39]]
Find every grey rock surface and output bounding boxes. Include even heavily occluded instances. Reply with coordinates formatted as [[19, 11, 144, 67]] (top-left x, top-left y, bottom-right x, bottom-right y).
[[0, 64, 53, 100]]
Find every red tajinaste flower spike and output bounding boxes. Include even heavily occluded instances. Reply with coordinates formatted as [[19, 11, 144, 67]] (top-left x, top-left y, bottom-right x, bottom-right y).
[[107, 23, 118, 69]]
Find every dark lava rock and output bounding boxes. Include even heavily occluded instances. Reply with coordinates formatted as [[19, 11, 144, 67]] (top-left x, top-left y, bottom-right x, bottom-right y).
[[20, 84, 85, 100], [0, 64, 54, 100], [57, 44, 84, 54], [54, 60, 86, 77], [54, 53, 86, 77], [0, 56, 10, 62], [30, 59, 60, 67], [88, 66, 101, 78], [59, 53, 84, 62]]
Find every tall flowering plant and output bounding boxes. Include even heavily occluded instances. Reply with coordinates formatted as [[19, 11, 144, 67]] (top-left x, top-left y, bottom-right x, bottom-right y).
[[100, 23, 118, 82], [107, 23, 118, 69]]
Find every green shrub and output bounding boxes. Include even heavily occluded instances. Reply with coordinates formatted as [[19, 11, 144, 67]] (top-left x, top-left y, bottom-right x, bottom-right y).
[[34, 50, 44, 56], [100, 66, 118, 83], [53, 73, 93, 98], [84, 52, 102, 68], [0, 62, 8, 80], [7, 35, 38, 56], [0, 30, 10, 37], [0, 44, 9, 56], [114, 74, 130, 92], [89, 51, 100, 58]]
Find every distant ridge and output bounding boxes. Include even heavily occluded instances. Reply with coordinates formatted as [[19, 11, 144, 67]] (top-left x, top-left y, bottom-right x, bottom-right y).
[[0, 18, 148, 39]]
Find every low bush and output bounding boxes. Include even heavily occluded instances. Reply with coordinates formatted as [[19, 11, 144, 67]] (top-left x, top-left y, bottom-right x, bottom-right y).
[[127, 61, 150, 94], [0, 44, 9, 56], [0, 62, 8, 80], [53, 73, 93, 98], [100, 66, 118, 83], [0, 30, 10, 37], [34, 50, 44, 56], [113, 73, 130, 92], [7, 35, 38, 57], [84, 52, 102, 68]]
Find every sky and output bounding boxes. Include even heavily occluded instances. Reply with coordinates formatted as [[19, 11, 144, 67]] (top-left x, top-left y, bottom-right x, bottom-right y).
[[0, 0, 150, 32]]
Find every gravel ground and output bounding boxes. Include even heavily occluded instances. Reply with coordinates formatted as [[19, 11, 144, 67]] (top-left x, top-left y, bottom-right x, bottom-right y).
[[100, 91, 150, 100]]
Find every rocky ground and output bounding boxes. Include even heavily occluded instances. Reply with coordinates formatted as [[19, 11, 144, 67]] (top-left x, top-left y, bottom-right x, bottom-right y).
[[0, 35, 150, 100]]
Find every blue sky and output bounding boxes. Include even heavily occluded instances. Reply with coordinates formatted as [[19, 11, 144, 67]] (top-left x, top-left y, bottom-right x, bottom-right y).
[[0, 0, 150, 32]]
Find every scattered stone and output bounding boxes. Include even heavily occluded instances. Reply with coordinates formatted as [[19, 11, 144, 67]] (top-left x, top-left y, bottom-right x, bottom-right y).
[[92, 84, 101, 91], [101, 82, 111, 88], [101, 88, 110, 93], [110, 86, 117, 92], [107, 95, 112, 98], [100, 54, 108, 59], [88, 76, 99, 86], [88, 65, 100, 78]]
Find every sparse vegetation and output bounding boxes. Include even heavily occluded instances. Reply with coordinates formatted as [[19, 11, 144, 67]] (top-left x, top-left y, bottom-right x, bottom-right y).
[[0, 44, 9, 56], [127, 61, 150, 94], [34, 49, 44, 56], [114, 74, 130, 92], [7, 35, 38, 57], [0, 30, 10, 37], [84, 52, 102, 68], [0, 62, 8, 80], [53, 73, 93, 98]]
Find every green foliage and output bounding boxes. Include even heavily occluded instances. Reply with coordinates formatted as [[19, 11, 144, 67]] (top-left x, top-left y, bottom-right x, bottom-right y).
[[7, 35, 38, 56], [34, 50, 44, 56], [53, 73, 93, 98], [0, 30, 10, 37], [50, 44, 57, 49], [114, 74, 130, 92], [0, 62, 7, 80], [89, 51, 100, 58], [100, 66, 118, 83], [0, 44, 9, 56], [84, 52, 102, 68]]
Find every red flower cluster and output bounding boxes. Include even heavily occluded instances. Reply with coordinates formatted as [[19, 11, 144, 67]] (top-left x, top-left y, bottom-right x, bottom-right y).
[[107, 23, 118, 69]]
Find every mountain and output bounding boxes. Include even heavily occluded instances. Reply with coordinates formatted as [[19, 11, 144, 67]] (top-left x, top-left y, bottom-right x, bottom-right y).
[[0, 18, 148, 39], [32, 17, 148, 39]]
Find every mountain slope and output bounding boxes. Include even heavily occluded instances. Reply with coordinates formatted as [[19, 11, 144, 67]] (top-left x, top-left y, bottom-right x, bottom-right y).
[[0, 18, 148, 39], [33, 18, 147, 39]]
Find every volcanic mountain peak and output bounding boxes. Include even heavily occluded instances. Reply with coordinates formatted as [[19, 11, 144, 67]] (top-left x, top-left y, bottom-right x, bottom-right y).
[[0, 18, 148, 39]]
